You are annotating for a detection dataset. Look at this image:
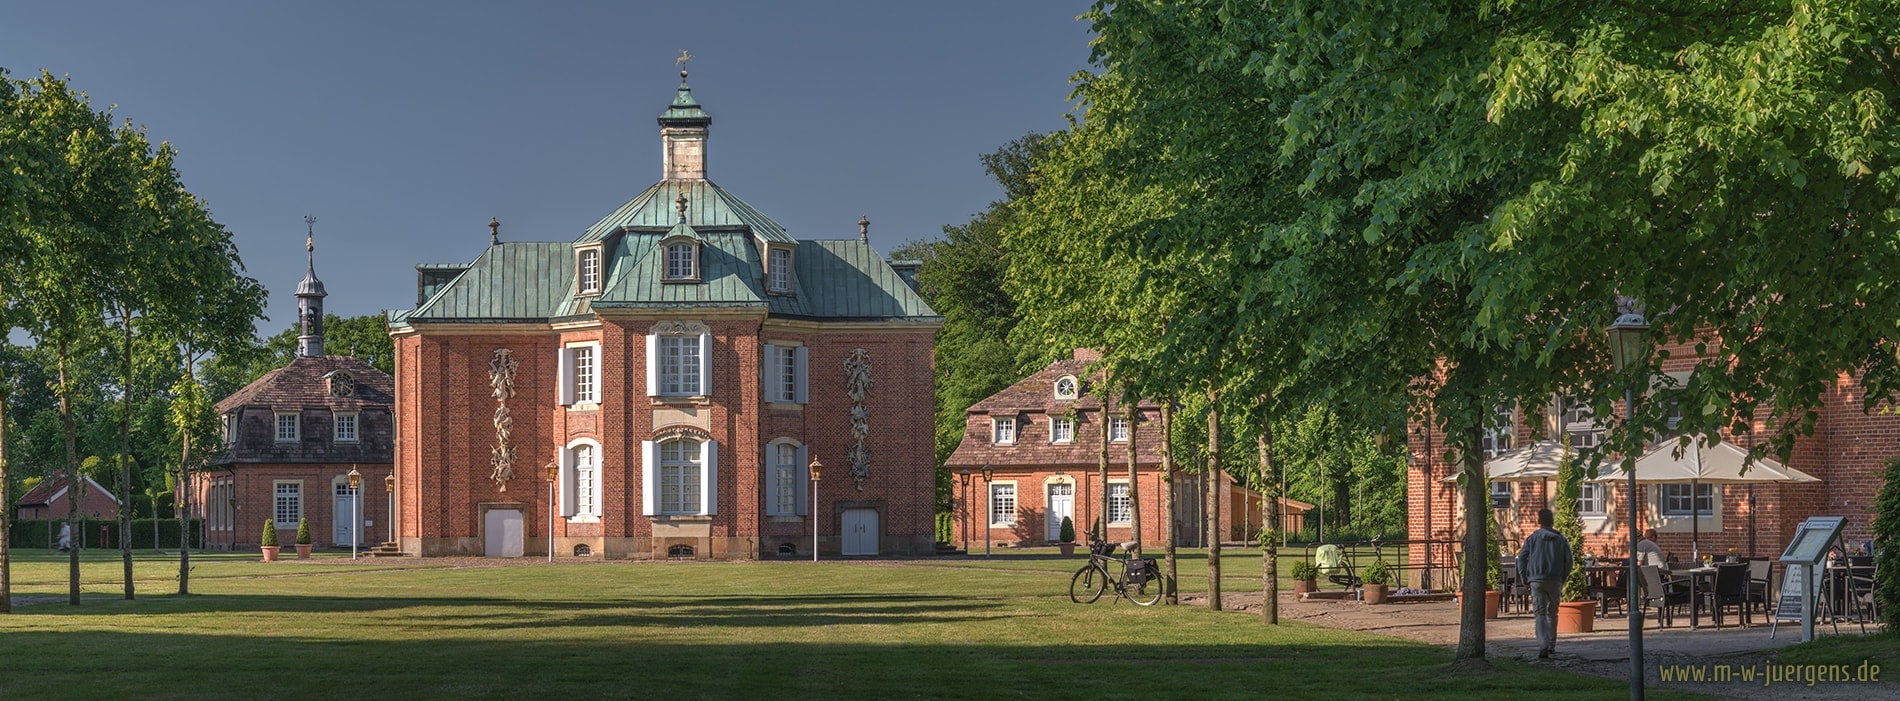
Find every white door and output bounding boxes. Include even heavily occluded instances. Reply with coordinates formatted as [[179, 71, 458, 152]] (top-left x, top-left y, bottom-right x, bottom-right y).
[[1046, 483, 1074, 541], [484, 509, 524, 557], [841, 508, 878, 556], [333, 483, 354, 545]]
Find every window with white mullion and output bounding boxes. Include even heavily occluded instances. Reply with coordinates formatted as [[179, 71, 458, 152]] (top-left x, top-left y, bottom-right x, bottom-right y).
[[774, 443, 797, 516], [1661, 483, 1714, 517], [768, 248, 791, 293], [666, 244, 696, 280], [1578, 483, 1606, 516], [1481, 405, 1515, 459], [778, 347, 797, 402], [1109, 416, 1129, 442], [578, 249, 601, 294], [993, 417, 1016, 444], [989, 484, 1016, 525], [661, 336, 700, 396], [333, 412, 357, 442], [275, 413, 300, 442], [573, 346, 596, 403], [273, 481, 301, 524], [575, 444, 597, 517], [659, 438, 702, 514], [1051, 416, 1074, 444], [1108, 483, 1131, 524]]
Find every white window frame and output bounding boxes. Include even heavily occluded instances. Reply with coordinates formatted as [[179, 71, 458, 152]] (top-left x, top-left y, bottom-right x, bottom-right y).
[[1578, 482, 1606, 517], [559, 342, 602, 406], [1490, 481, 1512, 509], [1107, 482, 1131, 524], [762, 343, 808, 404], [274, 412, 300, 443], [993, 417, 1016, 445], [767, 247, 792, 293], [1109, 416, 1129, 442], [764, 438, 809, 517], [577, 247, 602, 295], [1050, 415, 1075, 444], [1053, 375, 1079, 400], [1481, 405, 1515, 459], [659, 335, 702, 396], [333, 412, 358, 443], [1660, 483, 1715, 517], [989, 482, 1017, 526], [642, 436, 718, 516], [664, 242, 697, 281], [223, 413, 237, 447], [1559, 395, 1603, 449], [273, 480, 302, 525], [560, 439, 602, 522]]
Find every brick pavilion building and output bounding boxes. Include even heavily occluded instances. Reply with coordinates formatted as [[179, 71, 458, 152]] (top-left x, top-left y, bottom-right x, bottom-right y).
[[386, 73, 941, 559], [194, 233, 396, 551]]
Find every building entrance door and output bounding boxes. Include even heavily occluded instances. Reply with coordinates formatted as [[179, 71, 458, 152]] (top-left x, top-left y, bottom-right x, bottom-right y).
[[1046, 483, 1074, 541], [333, 482, 354, 546], [841, 508, 878, 556], [484, 509, 524, 557]]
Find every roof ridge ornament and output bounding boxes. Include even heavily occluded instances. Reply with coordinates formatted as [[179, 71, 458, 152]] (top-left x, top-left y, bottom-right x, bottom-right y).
[[858, 215, 869, 243], [489, 217, 500, 245], [676, 192, 689, 222]]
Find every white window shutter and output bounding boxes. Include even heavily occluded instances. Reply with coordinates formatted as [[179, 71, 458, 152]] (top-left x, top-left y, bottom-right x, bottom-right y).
[[700, 439, 718, 515], [763, 344, 780, 402], [641, 440, 657, 515], [697, 332, 713, 396], [795, 444, 809, 516], [589, 346, 603, 404], [558, 348, 575, 405], [559, 448, 577, 518], [645, 334, 659, 397], [793, 346, 809, 404]]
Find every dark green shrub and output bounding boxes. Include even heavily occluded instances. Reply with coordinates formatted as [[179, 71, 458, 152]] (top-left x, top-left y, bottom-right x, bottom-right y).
[[1874, 454, 1899, 633], [1058, 516, 1076, 543], [1290, 560, 1317, 582], [1552, 437, 1589, 601], [1363, 559, 1392, 586], [261, 519, 279, 547], [296, 517, 312, 545]]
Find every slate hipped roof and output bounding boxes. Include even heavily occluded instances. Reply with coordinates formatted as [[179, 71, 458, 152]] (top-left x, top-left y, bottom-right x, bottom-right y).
[[215, 356, 394, 413], [946, 356, 1166, 468]]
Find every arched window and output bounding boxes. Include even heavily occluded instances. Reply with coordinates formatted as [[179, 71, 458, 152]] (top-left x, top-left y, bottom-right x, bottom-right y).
[[668, 544, 696, 559], [659, 437, 703, 514], [562, 439, 603, 522], [764, 439, 808, 517], [1053, 376, 1078, 400]]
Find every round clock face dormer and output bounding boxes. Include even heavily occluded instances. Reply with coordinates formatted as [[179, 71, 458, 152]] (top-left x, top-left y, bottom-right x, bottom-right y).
[[329, 371, 354, 398]]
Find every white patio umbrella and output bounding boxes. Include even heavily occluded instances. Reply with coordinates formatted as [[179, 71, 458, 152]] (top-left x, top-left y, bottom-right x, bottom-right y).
[[1590, 435, 1819, 558], [1440, 440, 1568, 483]]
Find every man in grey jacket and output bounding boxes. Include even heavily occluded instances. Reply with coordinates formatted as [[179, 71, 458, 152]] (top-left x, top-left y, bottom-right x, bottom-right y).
[[1516, 507, 1573, 659]]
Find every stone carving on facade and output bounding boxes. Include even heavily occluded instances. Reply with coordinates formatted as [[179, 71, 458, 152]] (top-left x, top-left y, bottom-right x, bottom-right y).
[[843, 347, 874, 490], [489, 348, 519, 491], [648, 319, 710, 336]]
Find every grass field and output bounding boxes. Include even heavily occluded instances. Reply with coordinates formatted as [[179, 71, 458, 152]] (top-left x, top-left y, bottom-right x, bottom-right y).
[[0, 549, 1699, 699]]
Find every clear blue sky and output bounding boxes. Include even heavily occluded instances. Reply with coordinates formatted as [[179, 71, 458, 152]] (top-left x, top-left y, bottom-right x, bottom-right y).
[[2, 1, 1093, 330]]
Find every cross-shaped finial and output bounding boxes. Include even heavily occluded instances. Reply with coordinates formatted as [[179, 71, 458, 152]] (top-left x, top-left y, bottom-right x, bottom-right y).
[[676, 192, 689, 221], [304, 215, 316, 252]]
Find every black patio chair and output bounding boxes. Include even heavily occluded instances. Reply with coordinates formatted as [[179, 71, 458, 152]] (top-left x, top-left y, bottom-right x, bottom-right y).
[[1744, 560, 1772, 619], [1705, 563, 1751, 628], [1638, 565, 1690, 628]]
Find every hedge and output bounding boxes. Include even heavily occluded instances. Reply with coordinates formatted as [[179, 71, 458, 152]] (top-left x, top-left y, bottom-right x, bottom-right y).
[[7, 518, 205, 549]]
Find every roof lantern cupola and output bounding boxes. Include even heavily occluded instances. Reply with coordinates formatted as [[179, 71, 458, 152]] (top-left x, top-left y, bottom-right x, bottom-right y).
[[295, 215, 327, 358], [659, 65, 712, 182]]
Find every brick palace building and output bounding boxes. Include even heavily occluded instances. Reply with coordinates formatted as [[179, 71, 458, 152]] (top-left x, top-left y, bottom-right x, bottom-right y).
[[386, 72, 941, 559]]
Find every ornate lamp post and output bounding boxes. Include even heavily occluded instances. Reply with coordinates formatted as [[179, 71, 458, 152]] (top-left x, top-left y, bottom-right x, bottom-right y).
[[346, 466, 362, 560], [981, 464, 994, 558], [1607, 309, 1649, 701], [809, 456, 824, 562], [384, 474, 395, 547], [545, 460, 559, 563], [959, 469, 972, 553]]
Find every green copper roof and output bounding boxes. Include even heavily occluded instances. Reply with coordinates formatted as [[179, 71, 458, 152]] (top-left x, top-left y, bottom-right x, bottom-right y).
[[658, 76, 710, 125], [405, 242, 573, 321], [578, 180, 794, 244]]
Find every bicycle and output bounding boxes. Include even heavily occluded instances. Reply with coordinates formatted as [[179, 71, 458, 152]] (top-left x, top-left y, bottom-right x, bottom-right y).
[[1069, 532, 1166, 606]]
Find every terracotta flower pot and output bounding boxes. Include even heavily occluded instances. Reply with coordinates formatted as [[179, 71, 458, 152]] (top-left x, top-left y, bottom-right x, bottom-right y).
[[1461, 590, 1502, 619], [295, 544, 313, 559], [1557, 600, 1596, 633], [1363, 583, 1390, 604], [260, 545, 281, 562], [1294, 579, 1317, 596], [1058, 542, 1076, 556]]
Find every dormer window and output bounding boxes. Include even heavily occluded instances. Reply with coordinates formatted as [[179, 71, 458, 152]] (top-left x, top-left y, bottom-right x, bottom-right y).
[[767, 248, 792, 293], [325, 370, 354, 398], [1053, 376, 1079, 400], [665, 242, 698, 281], [577, 248, 602, 294]]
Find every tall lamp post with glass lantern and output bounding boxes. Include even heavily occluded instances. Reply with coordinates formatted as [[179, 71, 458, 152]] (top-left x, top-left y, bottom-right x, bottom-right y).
[[981, 464, 993, 558], [809, 457, 823, 562], [1608, 310, 1649, 701], [347, 466, 362, 560], [384, 474, 395, 547], [959, 469, 972, 553], [545, 460, 558, 563]]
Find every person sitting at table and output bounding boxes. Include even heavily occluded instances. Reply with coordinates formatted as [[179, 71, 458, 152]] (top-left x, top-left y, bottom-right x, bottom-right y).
[[1635, 529, 1666, 567]]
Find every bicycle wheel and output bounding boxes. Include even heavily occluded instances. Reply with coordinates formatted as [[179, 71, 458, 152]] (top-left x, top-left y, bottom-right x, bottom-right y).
[[1070, 563, 1108, 603], [1124, 565, 1164, 606]]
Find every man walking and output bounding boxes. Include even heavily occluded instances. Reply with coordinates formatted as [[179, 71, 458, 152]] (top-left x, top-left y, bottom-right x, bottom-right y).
[[1517, 507, 1573, 660]]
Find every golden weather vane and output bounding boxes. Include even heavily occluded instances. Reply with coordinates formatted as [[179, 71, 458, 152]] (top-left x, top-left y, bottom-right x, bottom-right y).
[[677, 50, 692, 70]]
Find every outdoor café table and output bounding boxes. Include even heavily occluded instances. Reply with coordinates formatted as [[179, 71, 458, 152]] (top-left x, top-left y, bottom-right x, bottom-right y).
[[1681, 566, 1718, 629]]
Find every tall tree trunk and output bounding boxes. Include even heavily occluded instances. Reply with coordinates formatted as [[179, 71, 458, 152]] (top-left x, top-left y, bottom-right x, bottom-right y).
[[1205, 391, 1221, 611], [176, 356, 194, 596], [1098, 396, 1110, 540], [1160, 401, 1177, 605], [1259, 413, 1278, 625], [1, 377, 11, 614], [1125, 407, 1141, 555], [1455, 384, 1488, 661], [119, 310, 135, 600], [57, 340, 81, 606]]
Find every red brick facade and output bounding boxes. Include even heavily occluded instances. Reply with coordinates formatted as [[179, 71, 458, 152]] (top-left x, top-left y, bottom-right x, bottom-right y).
[[1405, 339, 1900, 588], [13, 473, 120, 521]]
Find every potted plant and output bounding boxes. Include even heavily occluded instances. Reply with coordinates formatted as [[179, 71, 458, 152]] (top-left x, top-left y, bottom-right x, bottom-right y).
[[260, 519, 281, 562], [1057, 516, 1077, 556], [294, 517, 314, 559], [1552, 437, 1596, 632], [1291, 560, 1319, 597], [1362, 559, 1393, 604]]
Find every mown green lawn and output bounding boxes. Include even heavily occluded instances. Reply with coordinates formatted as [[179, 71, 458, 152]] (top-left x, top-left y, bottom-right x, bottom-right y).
[[0, 549, 1696, 700]]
